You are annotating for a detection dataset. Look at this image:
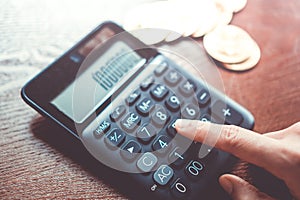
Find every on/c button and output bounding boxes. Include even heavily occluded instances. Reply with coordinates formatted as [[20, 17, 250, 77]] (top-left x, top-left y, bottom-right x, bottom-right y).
[[137, 152, 158, 173]]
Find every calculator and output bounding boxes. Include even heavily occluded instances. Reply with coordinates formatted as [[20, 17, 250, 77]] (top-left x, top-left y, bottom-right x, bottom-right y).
[[21, 21, 254, 199]]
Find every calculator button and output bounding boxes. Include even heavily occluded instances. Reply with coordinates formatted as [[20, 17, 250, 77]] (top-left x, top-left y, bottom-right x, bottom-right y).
[[136, 98, 154, 116], [105, 128, 126, 148], [121, 112, 141, 132], [181, 103, 200, 119], [154, 61, 168, 76], [153, 165, 174, 186], [199, 113, 212, 122], [110, 105, 126, 122], [94, 120, 111, 138], [197, 89, 211, 107], [151, 106, 170, 128], [150, 84, 169, 101], [152, 135, 172, 154], [165, 94, 182, 112], [170, 178, 190, 199], [120, 140, 142, 161], [169, 147, 188, 168], [179, 79, 197, 97], [137, 152, 158, 173], [137, 124, 157, 144], [140, 76, 154, 91], [164, 70, 182, 86], [211, 100, 243, 125], [185, 160, 205, 180], [167, 119, 177, 137], [126, 90, 140, 106]]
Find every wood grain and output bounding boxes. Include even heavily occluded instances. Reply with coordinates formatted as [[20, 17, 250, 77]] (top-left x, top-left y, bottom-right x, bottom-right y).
[[1, 0, 300, 199]]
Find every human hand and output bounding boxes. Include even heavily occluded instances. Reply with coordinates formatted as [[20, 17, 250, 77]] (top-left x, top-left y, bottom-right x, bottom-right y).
[[175, 120, 300, 200]]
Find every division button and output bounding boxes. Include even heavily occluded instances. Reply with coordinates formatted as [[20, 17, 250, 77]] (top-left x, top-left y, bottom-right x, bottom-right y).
[[153, 165, 174, 186], [137, 152, 158, 173], [120, 140, 142, 161]]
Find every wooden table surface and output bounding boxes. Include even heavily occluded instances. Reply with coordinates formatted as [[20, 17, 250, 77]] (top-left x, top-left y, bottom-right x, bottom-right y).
[[1, 0, 300, 199]]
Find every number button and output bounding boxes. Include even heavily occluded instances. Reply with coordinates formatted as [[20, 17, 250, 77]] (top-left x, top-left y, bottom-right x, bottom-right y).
[[170, 178, 190, 199], [136, 98, 154, 116], [153, 165, 174, 186], [179, 79, 197, 97], [181, 104, 200, 119], [121, 112, 141, 132], [169, 147, 188, 168], [164, 70, 182, 86], [94, 120, 111, 138], [150, 84, 169, 101], [105, 128, 126, 148], [126, 90, 140, 106], [167, 119, 177, 137], [110, 105, 126, 122], [137, 152, 158, 173], [185, 160, 205, 180], [165, 95, 182, 112], [151, 107, 170, 127], [152, 135, 172, 154], [137, 124, 157, 144]]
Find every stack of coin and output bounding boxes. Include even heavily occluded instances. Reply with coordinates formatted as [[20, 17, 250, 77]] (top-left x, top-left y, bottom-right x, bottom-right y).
[[122, 0, 260, 71], [203, 25, 260, 71]]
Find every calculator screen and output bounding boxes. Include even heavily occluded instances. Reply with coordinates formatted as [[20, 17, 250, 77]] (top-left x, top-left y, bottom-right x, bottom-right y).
[[51, 41, 144, 123]]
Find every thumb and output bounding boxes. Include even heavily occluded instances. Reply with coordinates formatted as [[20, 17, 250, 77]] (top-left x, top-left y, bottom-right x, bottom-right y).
[[219, 174, 275, 200]]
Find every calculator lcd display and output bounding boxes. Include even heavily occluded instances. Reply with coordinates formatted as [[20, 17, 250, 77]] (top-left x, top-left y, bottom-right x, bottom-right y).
[[51, 41, 143, 123]]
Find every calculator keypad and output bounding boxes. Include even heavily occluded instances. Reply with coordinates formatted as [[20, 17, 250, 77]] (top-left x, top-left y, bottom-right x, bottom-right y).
[[89, 57, 249, 200]]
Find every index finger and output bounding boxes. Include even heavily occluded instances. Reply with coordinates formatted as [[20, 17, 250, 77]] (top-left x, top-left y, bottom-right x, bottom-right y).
[[175, 119, 281, 172]]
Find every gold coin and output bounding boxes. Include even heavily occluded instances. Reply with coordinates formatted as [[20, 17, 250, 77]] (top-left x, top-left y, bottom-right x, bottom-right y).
[[214, 0, 233, 26], [203, 25, 254, 63], [214, 0, 247, 13], [223, 40, 260, 71]]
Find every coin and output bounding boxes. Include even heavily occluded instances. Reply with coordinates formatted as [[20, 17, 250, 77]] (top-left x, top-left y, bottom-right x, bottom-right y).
[[214, 0, 247, 13], [214, 0, 233, 26], [203, 25, 254, 63], [223, 40, 260, 71]]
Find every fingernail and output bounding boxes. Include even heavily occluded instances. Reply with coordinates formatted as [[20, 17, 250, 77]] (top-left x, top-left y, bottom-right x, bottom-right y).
[[175, 119, 193, 131], [220, 177, 233, 195]]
